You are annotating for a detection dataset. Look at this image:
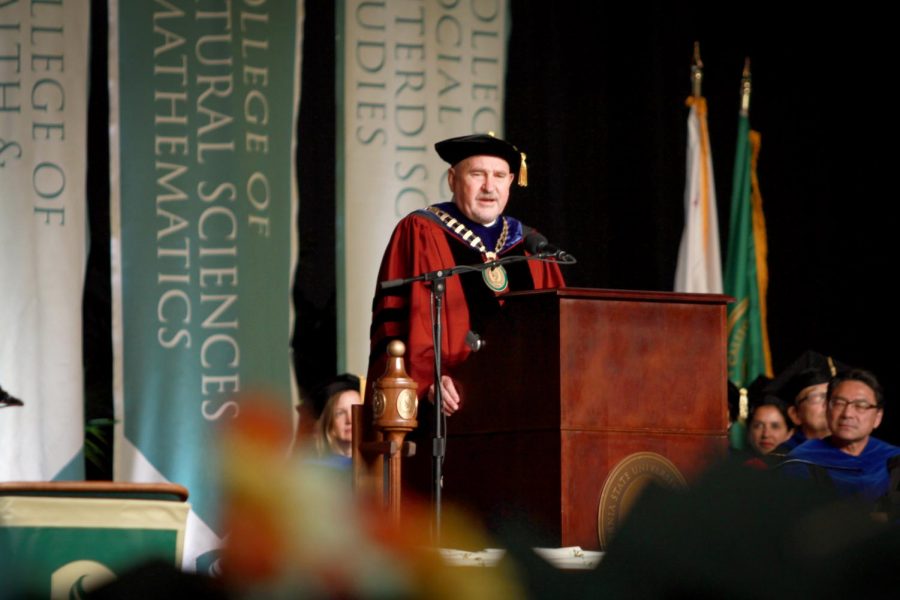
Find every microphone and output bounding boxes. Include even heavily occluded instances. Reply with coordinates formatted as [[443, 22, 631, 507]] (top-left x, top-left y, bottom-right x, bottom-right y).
[[524, 230, 572, 260], [465, 330, 485, 352]]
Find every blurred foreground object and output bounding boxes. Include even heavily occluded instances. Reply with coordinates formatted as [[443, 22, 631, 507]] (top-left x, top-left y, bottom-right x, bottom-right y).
[[591, 460, 900, 597], [219, 392, 522, 598]]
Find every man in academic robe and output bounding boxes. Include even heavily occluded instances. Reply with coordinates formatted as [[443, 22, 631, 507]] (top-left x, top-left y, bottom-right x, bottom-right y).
[[767, 350, 842, 451], [783, 368, 900, 504], [366, 133, 565, 418]]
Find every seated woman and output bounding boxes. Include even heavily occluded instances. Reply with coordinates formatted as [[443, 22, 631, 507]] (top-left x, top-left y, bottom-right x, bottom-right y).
[[745, 396, 794, 466], [312, 374, 363, 466]]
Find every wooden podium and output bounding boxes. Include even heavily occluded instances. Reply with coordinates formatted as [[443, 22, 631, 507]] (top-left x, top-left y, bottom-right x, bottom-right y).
[[446, 287, 730, 549]]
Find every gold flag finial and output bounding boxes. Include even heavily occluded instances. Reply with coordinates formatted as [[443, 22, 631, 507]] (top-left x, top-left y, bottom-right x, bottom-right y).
[[691, 41, 703, 98], [738, 387, 749, 423], [827, 356, 837, 376], [740, 57, 752, 115]]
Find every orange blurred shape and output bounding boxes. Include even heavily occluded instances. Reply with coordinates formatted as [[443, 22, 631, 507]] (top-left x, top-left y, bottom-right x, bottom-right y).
[[220, 494, 286, 580], [223, 391, 294, 450]]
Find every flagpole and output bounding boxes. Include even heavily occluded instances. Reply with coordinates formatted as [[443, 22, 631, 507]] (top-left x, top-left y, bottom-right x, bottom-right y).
[[740, 57, 751, 115], [692, 41, 703, 98], [675, 40, 723, 294]]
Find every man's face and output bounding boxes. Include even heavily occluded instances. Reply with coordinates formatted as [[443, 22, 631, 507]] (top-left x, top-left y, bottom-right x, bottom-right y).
[[788, 382, 829, 437], [826, 380, 883, 448], [448, 155, 514, 225]]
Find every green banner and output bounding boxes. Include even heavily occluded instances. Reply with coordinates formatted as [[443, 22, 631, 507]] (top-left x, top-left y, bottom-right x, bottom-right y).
[[110, 0, 303, 564], [0, 494, 188, 597], [1, 527, 177, 596]]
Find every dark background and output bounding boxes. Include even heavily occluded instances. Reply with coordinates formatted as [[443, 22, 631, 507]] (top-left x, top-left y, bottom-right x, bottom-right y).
[[84, 1, 897, 477]]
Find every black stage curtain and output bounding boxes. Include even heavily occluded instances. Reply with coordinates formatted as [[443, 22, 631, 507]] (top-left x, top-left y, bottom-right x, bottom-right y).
[[503, 2, 896, 435]]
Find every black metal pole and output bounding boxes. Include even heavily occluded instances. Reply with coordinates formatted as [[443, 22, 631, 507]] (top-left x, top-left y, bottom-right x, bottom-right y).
[[431, 277, 445, 545]]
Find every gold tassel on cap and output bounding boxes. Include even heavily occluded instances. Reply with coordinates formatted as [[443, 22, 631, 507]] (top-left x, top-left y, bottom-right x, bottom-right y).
[[518, 152, 528, 187], [483, 130, 526, 187]]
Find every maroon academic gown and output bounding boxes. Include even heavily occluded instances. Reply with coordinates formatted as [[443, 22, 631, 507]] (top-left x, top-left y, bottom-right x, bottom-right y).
[[366, 206, 566, 403]]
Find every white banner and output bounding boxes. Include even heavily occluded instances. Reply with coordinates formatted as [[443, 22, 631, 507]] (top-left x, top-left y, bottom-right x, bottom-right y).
[[337, 0, 510, 374], [0, 0, 89, 480]]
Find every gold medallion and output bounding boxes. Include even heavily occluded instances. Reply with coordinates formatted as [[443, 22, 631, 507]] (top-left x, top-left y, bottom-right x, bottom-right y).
[[426, 207, 511, 294], [483, 265, 508, 292], [397, 389, 418, 420], [372, 391, 386, 419]]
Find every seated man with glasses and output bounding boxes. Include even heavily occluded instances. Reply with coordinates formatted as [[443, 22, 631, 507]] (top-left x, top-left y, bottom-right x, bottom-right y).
[[765, 350, 843, 451], [782, 368, 900, 505]]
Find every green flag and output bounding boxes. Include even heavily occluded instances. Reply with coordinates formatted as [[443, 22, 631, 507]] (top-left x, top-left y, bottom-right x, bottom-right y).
[[724, 112, 773, 388]]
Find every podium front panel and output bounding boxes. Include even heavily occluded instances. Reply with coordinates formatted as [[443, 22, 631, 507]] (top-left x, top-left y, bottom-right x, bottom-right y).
[[559, 296, 727, 432], [445, 288, 729, 548]]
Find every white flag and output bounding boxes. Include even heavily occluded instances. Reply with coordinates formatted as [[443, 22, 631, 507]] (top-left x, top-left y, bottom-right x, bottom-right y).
[[675, 96, 723, 293]]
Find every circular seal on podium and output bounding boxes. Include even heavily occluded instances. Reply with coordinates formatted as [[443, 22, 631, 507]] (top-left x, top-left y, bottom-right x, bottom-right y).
[[597, 452, 687, 548]]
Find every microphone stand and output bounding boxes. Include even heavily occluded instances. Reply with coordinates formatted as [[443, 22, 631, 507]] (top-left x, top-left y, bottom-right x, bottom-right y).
[[380, 250, 573, 544]]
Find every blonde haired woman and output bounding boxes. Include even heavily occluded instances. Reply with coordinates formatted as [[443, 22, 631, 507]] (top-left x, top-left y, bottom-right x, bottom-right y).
[[314, 374, 362, 460]]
